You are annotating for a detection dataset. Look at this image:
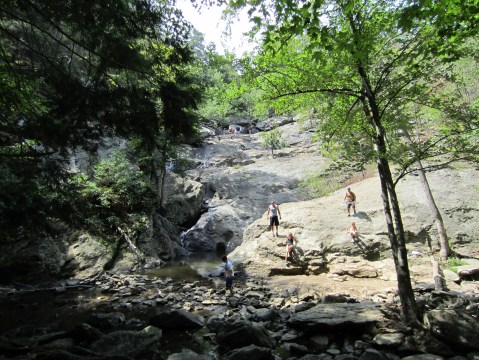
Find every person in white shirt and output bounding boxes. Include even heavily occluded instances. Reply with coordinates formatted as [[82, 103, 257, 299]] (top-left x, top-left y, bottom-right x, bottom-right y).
[[222, 255, 234, 294]]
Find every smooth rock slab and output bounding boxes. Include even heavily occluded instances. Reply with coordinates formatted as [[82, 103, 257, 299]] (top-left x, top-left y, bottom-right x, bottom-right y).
[[287, 303, 385, 331]]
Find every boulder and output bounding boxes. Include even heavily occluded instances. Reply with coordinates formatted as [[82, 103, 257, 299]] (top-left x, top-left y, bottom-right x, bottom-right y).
[[423, 310, 479, 350], [163, 173, 205, 228], [223, 344, 273, 360], [149, 309, 204, 330], [287, 303, 385, 331], [216, 320, 275, 351], [89, 325, 161, 358]]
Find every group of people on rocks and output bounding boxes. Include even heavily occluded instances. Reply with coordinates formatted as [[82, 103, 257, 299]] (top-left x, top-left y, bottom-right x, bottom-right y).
[[222, 187, 360, 293], [265, 187, 360, 268]]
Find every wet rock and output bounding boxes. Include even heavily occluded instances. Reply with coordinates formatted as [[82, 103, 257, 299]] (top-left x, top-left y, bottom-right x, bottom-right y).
[[149, 309, 204, 330], [398, 332, 453, 357], [400, 355, 445, 360], [87, 312, 125, 331], [89, 325, 161, 358], [32, 348, 129, 360], [359, 348, 390, 360], [423, 310, 479, 350], [310, 334, 329, 351], [254, 308, 278, 322], [167, 348, 210, 360], [216, 320, 275, 351], [372, 333, 404, 347], [68, 323, 104, 344], [223, 344, 273, 360], [206, 315, 227, 333]]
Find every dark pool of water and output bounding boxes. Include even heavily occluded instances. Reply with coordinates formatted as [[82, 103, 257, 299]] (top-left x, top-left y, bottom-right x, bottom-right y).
[[0, 252, 225, 335]]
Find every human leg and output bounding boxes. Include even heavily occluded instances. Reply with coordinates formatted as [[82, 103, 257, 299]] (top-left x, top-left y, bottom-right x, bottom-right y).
[[225, 275, 233, 293]]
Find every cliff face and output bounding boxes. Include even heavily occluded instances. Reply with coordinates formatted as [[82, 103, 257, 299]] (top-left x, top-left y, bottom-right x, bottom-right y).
[[1, 118, 478, 284]]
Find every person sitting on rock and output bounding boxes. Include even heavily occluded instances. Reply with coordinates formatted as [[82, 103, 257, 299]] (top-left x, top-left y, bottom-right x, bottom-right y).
[[347, 222, 359, 243], [285, 231, 298, 266]]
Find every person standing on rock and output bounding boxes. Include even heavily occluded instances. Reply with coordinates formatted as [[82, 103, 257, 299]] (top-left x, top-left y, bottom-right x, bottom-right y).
[[344, 187, 357, 216], [285, 231, 298, 266], [222, 255, 234, 294], [347, 222, 359, 243], [267, 201, 281, 237]]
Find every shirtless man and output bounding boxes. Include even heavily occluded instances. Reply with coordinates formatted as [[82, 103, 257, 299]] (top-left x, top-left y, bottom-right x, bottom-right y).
[[266, 201, 281, 237], [344, 187, 356, 216]]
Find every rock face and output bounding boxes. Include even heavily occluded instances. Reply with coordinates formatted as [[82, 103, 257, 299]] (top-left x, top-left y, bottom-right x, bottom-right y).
[[162, 172, 205, 228], [172, 119, 479, 285], [228, 166, 479, 279], [181, 121, 329, 252]]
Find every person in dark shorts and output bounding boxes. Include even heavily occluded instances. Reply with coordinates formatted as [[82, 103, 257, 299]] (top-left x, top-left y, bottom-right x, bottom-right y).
[[344, 187, 357, 216], [222, 255, 234, 294], [266, 201, 281, 237]]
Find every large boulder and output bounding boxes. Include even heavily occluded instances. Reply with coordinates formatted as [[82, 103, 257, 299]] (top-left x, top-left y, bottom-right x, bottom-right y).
[[287, 303, 385, 332], [424, 309, 479, 350], [163, 173, 205, 228]]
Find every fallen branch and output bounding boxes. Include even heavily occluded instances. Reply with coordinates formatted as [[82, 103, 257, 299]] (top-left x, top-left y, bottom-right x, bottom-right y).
[[116, 225, 145, 263]]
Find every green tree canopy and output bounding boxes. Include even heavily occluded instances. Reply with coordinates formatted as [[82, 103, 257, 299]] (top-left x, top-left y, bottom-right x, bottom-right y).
[[0, 0, 201, 242]]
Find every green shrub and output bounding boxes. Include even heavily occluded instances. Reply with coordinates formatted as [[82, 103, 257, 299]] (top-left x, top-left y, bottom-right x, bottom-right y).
[[446, 257, 467, 273]]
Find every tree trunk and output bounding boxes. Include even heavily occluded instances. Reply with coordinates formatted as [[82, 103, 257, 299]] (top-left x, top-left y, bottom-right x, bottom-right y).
[[376, 155, 419, 326], [430, 255, 444, 291], [359, 88, 419, 326], [116, 225, 145, 263], [349, 10, 419, 327], [402, 130, 451, 260], [415, 161, 451, 260]]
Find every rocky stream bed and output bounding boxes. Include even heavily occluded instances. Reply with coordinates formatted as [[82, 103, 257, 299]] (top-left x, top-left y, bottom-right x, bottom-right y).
[[0, 269, 478, 360]]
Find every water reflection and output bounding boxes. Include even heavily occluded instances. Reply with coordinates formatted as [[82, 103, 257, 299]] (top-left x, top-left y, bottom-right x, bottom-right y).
[[144, 252, 223, 282]]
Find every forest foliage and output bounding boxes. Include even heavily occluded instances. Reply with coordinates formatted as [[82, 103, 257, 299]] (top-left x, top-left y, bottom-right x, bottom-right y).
[[0, 0, 202, 243]]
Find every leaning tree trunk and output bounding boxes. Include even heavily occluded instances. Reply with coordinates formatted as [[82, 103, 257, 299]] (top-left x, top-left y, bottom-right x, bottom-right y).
[[402, 130, 451, 260], [415, 160, 451, 260]]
